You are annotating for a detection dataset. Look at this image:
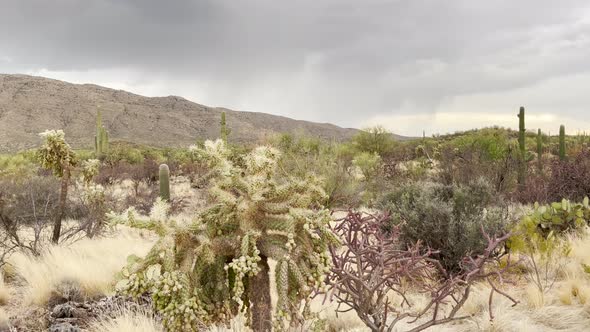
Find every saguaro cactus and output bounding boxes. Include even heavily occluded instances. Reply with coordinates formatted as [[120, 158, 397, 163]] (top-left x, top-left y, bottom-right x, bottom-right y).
[[559, 125, 566, 160], [95, 109, 110, 157], [220, 111, 230, 143], [537, 129, 543, 173], [517, 107, 526, 185], [159, 164, 170, 201]]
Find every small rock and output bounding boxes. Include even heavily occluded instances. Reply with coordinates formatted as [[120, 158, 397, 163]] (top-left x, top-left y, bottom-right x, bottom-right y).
[[49, 322, 81, 332], [51, 303, 76, 318]]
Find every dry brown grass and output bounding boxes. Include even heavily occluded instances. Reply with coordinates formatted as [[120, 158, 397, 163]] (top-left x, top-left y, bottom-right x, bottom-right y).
[[88, 308, 163, 332], [3, 216, 590, 332], [8, 225, 155, 305], [0, 272, 9, 306]]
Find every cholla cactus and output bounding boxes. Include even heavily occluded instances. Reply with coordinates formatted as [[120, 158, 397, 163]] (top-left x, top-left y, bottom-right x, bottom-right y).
[[37, 129, 77, 243], [115, 140, 339, 331], [81, 159, 100, 184]]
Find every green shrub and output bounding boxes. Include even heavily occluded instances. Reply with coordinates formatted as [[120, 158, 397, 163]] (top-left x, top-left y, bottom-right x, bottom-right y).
[[379, 178, 511, 273], [0, 153, 38, 179], [350, 126, 396, 156], [436, 128, 520, 193]]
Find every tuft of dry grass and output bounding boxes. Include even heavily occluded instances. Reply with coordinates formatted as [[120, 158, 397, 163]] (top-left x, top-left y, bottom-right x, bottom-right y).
[[0, 308, 9, 330], [0, 272, 9, 305], [9, 226, 155, 305], [525, 284, 545, 308], [88, 309, 163, 332]]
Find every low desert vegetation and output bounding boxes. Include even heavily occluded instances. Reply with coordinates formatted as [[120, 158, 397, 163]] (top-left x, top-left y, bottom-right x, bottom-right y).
[[2, 108, 590, 331]]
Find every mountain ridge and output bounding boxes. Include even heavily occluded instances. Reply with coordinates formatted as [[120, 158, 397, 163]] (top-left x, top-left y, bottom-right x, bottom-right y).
[[0, 74, 401, 153]]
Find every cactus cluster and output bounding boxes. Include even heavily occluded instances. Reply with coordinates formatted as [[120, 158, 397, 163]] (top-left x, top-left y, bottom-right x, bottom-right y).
[[523, 198, 590, 238], [114, 139, 339, 331], [94, 109, 109, 158]]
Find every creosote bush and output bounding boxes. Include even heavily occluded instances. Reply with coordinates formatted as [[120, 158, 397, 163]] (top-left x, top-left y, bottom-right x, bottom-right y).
[[113, 139, 339, 331], [379, 178, 511, 273]]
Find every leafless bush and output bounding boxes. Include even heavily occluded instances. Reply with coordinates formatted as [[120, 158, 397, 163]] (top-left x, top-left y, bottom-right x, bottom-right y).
[[0, 176, 60, 263], [546, 150, 590, 202], [516, 149, 590, 204], [323, 211, 518, 332], [512, 172, 549, 204]]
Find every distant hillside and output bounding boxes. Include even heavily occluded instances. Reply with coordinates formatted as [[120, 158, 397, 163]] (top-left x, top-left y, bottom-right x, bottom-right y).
[[0, 74, 384, 152]]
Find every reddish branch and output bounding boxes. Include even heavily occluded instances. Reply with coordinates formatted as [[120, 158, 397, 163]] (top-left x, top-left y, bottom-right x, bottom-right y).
[[323, 211, 518, 332]]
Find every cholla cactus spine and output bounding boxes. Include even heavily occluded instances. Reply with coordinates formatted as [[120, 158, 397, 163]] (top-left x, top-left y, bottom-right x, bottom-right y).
[[159, 164, 170, 201]]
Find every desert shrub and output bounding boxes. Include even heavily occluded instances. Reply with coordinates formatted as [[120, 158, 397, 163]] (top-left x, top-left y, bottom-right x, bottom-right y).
[[350, 126, 396, 156], [352, 152, 381, 181], [271, 134, 364, 208], [350, 152, 385, 206], [321, 161, 363, 208], [105, 145, 145, 166], [66, 182, 110, 239], [324, 211, 516, 332], [546, 150, 590, 202], [0, 176, 60, 260], [0, 152, 38, 179], [506, 199, 589, 296], [113, 140, 340, 331], [95, 158, 160, 212], [379, 178, 512, 273], [436, 129, 519, 193], [513, 172, 549, 204]]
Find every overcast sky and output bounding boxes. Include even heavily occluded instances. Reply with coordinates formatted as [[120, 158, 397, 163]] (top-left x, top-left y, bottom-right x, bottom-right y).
[[2, 0, 590, 136]]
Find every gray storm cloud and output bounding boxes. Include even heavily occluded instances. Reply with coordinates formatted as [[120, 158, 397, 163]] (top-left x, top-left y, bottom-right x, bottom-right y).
[[1, 0, 590, 135]]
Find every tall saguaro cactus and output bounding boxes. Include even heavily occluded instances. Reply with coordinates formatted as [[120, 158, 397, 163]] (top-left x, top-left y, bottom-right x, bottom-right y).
[[159, 164, 170, 201], [95, 109, 110, 158], [220, 111, 230, 143], [517, 107, 526, 185], [537, 129, 543, 174], [559, 125, 566, 160]]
